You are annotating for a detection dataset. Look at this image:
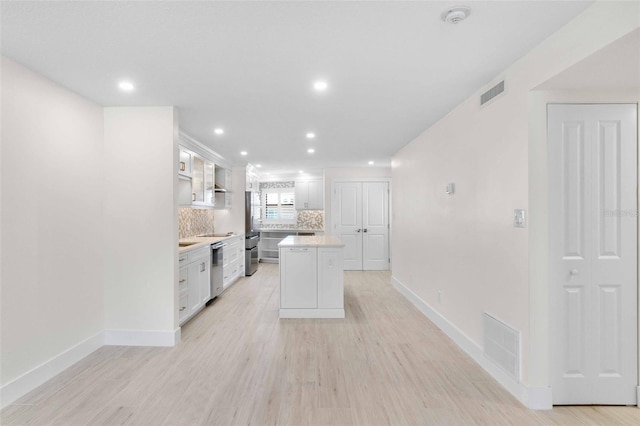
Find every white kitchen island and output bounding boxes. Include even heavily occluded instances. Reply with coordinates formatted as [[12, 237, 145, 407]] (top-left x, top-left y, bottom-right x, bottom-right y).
[[278, 236, 345, 318]]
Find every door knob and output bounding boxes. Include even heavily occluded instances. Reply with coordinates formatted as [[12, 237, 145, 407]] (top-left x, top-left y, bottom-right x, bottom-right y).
[[570, 269, 579, 276]]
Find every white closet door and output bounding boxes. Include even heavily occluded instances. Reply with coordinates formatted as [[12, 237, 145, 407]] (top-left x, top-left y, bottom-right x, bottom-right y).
[[334, 182, 363, 270], [548, 103, 637, 405], [362, 182, 389, 270]]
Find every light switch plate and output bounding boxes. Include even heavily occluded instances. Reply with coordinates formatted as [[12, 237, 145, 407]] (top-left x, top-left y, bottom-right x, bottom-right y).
[[445, 183, 455, 195], [514, 209, 526, 228]]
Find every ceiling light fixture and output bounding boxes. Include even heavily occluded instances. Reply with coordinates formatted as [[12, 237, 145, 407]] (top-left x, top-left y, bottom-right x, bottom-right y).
[[256, 164, 262, 168], [441, 6, 471, 24], [306, 132, 316, 139], [240, 151, 247, 156], [307, 148, 315, 154], [118, 81, 134, 92], [214, 128, 224, 135], [313, 80, 328, 92], [299, 170, 304, 174], [368, 161, 374, 165]]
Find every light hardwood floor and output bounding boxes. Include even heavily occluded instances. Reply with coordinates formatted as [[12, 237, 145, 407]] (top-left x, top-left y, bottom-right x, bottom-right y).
[[2, 263, 639, 425]]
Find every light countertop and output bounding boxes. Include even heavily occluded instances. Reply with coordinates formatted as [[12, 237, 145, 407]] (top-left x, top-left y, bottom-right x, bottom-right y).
[[257, 228, 324, 233], [179, 234, 243, 254], [277, 235, 344, 248]]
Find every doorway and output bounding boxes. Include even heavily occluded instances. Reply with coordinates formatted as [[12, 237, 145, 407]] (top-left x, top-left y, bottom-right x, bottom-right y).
[[548, 103, 638, 405], [332, 181, 390, 270]]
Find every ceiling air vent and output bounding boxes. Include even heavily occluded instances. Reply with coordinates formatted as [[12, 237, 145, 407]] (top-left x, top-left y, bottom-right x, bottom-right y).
[[480, 80, 505, 106]]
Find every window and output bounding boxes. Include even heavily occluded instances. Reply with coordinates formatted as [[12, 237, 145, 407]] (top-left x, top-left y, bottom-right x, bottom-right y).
[[262, 189, 296, 224]]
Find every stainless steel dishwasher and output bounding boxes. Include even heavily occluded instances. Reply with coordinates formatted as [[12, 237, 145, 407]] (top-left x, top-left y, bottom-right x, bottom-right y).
[[206, 241, 225, 305]]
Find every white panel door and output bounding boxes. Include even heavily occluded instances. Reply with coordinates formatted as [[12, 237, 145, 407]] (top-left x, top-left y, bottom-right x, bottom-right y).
[[549, 104, 637, 405], [334, 182, 363, 270], [362, 182, 390, 270]]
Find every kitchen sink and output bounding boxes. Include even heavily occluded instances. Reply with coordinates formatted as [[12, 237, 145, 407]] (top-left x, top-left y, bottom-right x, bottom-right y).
[[179, 242, 198, 247]]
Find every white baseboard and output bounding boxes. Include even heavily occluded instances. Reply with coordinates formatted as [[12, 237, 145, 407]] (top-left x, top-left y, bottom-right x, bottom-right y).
[[104, 328, 181, 347], [391, 276, 552, 410], [0, 331, 103, 409], [279, 309, 345, 319], [637, 386, 640, 407]]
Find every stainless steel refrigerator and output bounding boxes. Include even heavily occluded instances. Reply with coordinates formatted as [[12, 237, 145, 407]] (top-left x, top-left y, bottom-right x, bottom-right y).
[[245, 191, 260, 276]]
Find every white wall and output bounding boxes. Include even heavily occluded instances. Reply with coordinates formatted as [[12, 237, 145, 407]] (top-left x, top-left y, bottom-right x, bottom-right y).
[[323, 167, 391, 234], [103, 107, 178, 341], [391, 0, 639, 404], [1, 58, 104, 387], [212, 166, 247, 235]]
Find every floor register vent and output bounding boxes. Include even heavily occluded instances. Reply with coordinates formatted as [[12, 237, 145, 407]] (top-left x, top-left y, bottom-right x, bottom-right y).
[[480, 80, 505, 106], [483, 313, 520, 381]]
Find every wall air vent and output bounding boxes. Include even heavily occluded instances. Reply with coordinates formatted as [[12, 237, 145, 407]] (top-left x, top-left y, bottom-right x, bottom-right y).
[[480, 80, 505, 106], [483, 313, 520, 381]]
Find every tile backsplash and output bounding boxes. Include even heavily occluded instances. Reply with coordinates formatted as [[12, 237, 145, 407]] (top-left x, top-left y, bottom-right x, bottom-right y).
[[296, 210, 324, 230], [179, 208, 215, 238], [258, 210, 324, 230]]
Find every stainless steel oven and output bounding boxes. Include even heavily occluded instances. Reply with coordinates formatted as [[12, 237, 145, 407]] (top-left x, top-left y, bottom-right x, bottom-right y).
[[245, 233, 259, 276]]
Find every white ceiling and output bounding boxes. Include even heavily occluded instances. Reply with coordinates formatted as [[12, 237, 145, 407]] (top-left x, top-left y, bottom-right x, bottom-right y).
[[1, 1, 593, 174]]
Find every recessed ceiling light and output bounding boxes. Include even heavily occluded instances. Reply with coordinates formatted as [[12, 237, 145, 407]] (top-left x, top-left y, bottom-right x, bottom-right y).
[[118, 81, 134, 92], [240, 151, 247, 156], [299, 170, 304, 173], [313, 80, 328, 92], [214, 128, 224, 135], [441, 6, 470, 24], [369, 161, 375, 165], [256, 164, 262, 168], [306, 132, 316, 139], [307, 148, 315, 154]]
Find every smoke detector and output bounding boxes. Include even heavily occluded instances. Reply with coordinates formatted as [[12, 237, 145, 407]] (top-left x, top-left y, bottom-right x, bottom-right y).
[[441, 6, 471, 24]]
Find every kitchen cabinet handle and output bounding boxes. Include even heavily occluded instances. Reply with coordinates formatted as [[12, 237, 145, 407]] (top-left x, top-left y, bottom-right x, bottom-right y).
[[356, 229, 361, 233], [192, 193, 196, 202], [363, 229, 368, 233], [179, 279, 186, 283], [290, 248, 309, 252], [201, 262, 206, 272], [179, 257, 186, 262], [179, 161, 186, 172], [179, 307, 186, 311]]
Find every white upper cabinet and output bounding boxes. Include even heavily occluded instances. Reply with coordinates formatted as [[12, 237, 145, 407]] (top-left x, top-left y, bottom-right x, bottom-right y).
[[192, 155, 215, 207], [178, 147, 193, 177], [178, 139, 235, 209], [295, 178, 323, 210], [246, 172, 259, 192], [246, 163, 260, 192], [214, 166, 232, 209]]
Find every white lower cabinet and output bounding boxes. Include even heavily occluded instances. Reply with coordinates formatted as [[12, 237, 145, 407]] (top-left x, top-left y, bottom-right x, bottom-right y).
[[178, 246, 211, 326], [178, 268, 189, 323], [222, 234, 245, 291], [280, 247, 317, 308], [279, 244, 344, 317]]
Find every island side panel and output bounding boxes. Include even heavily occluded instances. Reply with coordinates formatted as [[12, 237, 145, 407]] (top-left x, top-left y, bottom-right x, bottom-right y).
[[318, 247, 344, 309]]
